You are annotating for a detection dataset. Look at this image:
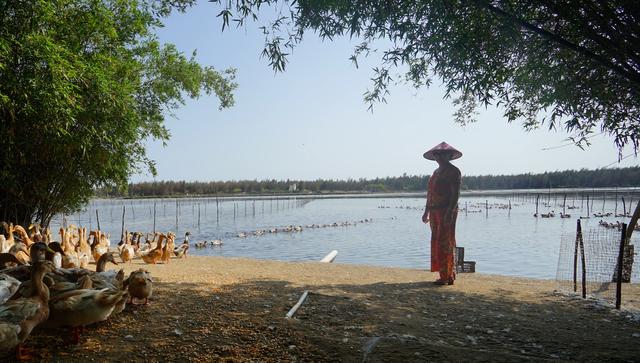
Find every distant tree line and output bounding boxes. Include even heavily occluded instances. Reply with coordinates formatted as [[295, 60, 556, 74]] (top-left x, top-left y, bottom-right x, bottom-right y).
[[96, 167, 640, 198]]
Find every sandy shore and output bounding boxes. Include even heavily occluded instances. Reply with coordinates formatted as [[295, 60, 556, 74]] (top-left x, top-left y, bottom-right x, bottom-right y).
[[9, 255, 640, 362]]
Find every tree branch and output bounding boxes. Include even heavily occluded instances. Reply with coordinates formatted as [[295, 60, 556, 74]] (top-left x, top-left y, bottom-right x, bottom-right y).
[[469, 0, 640, 89]]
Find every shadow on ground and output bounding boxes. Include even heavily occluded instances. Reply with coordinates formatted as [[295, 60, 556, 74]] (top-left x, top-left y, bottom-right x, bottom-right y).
[[3, 278, 639, 362]]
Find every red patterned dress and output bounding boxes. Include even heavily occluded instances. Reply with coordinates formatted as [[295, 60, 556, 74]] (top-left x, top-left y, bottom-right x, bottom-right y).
[[427, 163, 461, 281]]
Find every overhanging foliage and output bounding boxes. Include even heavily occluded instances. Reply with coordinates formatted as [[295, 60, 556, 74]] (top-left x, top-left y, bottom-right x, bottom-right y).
[[214, 0, 640, 153], [0, 0, 236, 225]]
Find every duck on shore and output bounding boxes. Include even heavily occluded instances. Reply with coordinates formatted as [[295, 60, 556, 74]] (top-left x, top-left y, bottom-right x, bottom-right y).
[[124, 269, 152, 305], [0, 261, 56, 360]]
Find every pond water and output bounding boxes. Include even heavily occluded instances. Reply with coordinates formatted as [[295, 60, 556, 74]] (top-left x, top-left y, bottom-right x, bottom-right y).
[[53, 192, 640, 280]]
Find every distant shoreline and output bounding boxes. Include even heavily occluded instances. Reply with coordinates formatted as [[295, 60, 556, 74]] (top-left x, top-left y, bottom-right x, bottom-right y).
[[95, 186, 640, 201]]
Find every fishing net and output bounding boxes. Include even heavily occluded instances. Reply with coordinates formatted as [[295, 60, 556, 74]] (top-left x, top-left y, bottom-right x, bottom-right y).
[[556, 222, 637, 303]]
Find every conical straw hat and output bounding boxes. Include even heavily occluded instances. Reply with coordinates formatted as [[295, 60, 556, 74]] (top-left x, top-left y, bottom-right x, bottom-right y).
[[423, 142, 463, 160]]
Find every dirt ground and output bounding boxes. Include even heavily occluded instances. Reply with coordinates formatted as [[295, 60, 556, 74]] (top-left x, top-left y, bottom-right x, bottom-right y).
[[5, 256, 640, 362]]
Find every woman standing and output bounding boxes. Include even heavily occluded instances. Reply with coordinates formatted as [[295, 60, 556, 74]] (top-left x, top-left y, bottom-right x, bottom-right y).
[[421, 142, 462, 285]]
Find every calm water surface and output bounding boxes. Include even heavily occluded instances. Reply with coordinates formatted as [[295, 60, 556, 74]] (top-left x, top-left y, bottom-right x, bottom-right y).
[[54, 195, 639, 280]]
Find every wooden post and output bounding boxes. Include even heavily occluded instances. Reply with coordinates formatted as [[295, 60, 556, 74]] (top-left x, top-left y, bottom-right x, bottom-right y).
[[616, 224, 627, 310], [573, 219, 581, 293], [622, 197, 626, 216], [586, 194, 590, 217], [96, 210, 101, 231], [465, 201, 468, 216], [485, 200, 489, 218], [579, 225, 587, 299], [563, 194, 567, 215], [626, 201, 640, 243], [175, 199, 179, 232], [535, 195, 539, 216], [120, 205, 126, 242], [198, 203, 201, 227]]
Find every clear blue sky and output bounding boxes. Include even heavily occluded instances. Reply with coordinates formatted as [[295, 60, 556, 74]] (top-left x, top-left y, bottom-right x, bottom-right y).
[[132, 2, 638, 183]]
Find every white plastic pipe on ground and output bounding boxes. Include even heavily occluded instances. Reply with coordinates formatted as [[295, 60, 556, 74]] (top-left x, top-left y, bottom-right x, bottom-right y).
[[285, 250, 338, 318], [320, 250, 338, 263]]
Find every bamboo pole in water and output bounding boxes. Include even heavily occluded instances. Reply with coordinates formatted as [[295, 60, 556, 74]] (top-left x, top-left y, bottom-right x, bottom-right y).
[[153, 202, 156, 234], [563, 194, 567, 215], [175, 199, 179, 232], [96, 210, 101, 231], [120, 205, 126, 242]]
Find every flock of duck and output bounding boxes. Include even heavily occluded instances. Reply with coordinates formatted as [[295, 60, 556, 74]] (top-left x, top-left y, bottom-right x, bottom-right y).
[[533, 211, 572, 218], [379, 203, 518, 213], [229, 219, 375, 240], [598, 220, 640, 231], [0, 222, 187, 360]]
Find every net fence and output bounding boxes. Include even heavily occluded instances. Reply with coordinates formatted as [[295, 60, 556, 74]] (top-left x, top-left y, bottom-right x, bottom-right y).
[[556, 223, 637, 302]]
